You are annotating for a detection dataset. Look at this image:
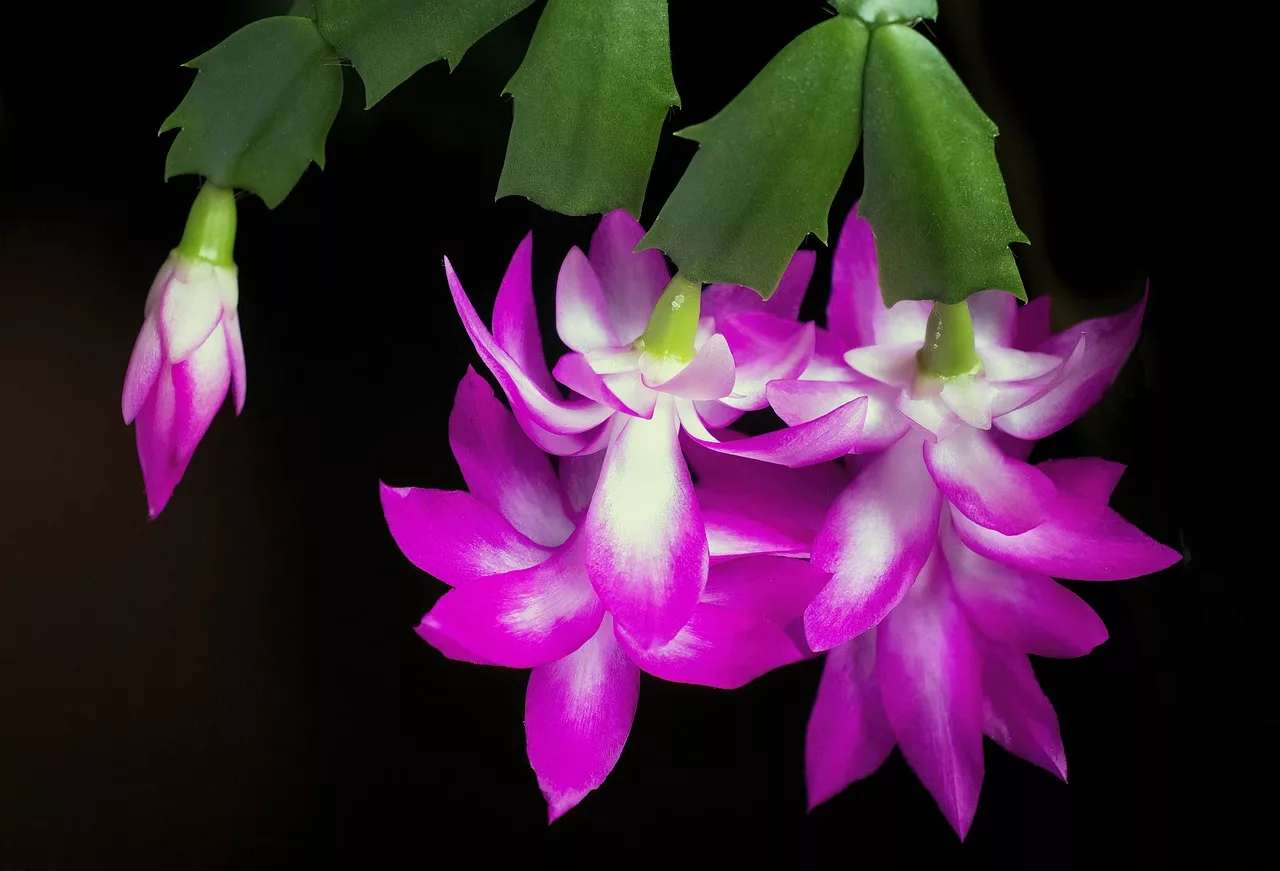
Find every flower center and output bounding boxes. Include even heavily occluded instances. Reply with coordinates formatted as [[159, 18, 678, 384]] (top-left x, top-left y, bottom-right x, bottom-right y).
[[916, 300, 981, 378], [635, 272, 702, 363]]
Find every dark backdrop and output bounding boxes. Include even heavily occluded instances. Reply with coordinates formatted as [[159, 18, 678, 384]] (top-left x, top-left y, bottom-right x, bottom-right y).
[[0, 1, 1265, 867]]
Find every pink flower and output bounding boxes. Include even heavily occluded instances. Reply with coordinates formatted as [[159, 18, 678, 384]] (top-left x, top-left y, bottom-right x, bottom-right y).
[[764, 205, 1178, 652], [121, 252, 245, 518], [445, 211, 868, 649], [381, 369, 827, 820]]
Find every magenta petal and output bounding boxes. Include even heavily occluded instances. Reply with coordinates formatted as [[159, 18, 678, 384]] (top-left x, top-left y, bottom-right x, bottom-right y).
[[122, 316, 163, 424], [718, 314, 815, 411], [583, 399, 708, 648], [679, 395, 869, 468], [805, 630, 895, 809], [698, 555, 831, 624], [943, 521, 1108, 658], [223, 314, 247, 415], [560, 452, 605, 522], [379, 484, 551, 586], [589, 210, 670, 344], [877, 549, 984, 840], [135, 367, 182, 518], [419, 533, 605, 668], [526, 618, 640, 822], [450, 369, 575, 547], [694, 399, 744, 428], [447, 257, 613, 440], [805, 432, 941, 651], [980, 640, 1067, 780], [968, 289, 1017, 348], [170, 324, 232, 466], [644, 333, 736, 400], [950, 494, 1181, 581], [768, 379, 909, 453], [557, 247, 620, 353], [924, 426, 1058, 535], [414, 618, 496, 665], [1016, 295, 1053, 350], [493, 232, 558, 396], [828, 206, 882, 349], [619, 601, 806, 690], [996, 292, 1146, 440], [1037, 457, 1125, 504], [552, 353, 657, 419], [686, 436, 846, 559], [703, 248, 816, 323]]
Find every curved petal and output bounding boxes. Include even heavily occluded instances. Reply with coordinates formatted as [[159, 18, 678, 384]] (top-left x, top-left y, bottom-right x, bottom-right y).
[[938, 376, 998, 430], [552, 353, 657, 419], [768, 379, 909, 453], [620, 602, 806, 690], [805, 630, 895, 809], [223, 314, 247, 415], [122, 316, 163, 424], [1036, 457, 1125, 504], [980, 639, 1067, 780], [686, 435, 847, 560], [159, 266, 224, 362], [844, 343, 920, 388], [718, 315, 815, 411], [877, 548, 984, 840], [942, 519, 1108, 658], [583, 398, 708, 648], [447, 257, 614, 439], [526, 618, 640, 822], [170, 324, 231, 466], [968, 289, 1017, 348], [703, 248, 816, 323], [693, 399, 744, 429], [950, 493, 1182, 581], [896, 390, 960, 442], [559, 451, 605, 522], [996, 292, 1146, 440], [135, 365, 182, 519], [698, 555, 831, 625], [977, 346, 1062, 383], [801, 327, 859, 381], [589, 210, 670, 344], [521, 416, 616, 458], [379, 484, 551, 586], [414, 620, 496, 666], [643, 334, 736, 400], [923, 425, 1058, 535], [1016, 295, 1053, 350], [805, 431, 941, 652], [828, 205, 882, 349], [678, 395, 869, 468], [492, 232, 558, 396], [450, 369, 574, 547], [557, 247, 620, 352], [418, 533, 604, 668]]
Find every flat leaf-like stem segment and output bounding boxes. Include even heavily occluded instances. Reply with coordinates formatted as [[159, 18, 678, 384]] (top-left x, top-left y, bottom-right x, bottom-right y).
[[497, 0, 679, 217], [314, 0, 538, 107], [834, 0, 937, 25], [860, 24, 1028, 305], [639, 17, 868, 298], [161, 16, 343, 209]]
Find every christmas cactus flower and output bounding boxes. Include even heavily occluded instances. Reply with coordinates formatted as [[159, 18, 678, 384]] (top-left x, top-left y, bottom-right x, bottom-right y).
[[763, 204, 1176, 652], [381, 369, 827, 820], [806, 460, 1156, 838], [121, 183, 246, 518], [445, 211, 868, 649]]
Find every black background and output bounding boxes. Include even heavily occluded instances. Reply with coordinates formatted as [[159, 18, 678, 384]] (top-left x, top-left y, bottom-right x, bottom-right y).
[[0, 1, 1267, 867]]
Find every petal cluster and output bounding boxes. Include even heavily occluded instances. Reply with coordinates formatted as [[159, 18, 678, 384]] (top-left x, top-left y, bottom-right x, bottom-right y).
[[122, 253, 246, 517], [384, 205, 1178, 830]]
